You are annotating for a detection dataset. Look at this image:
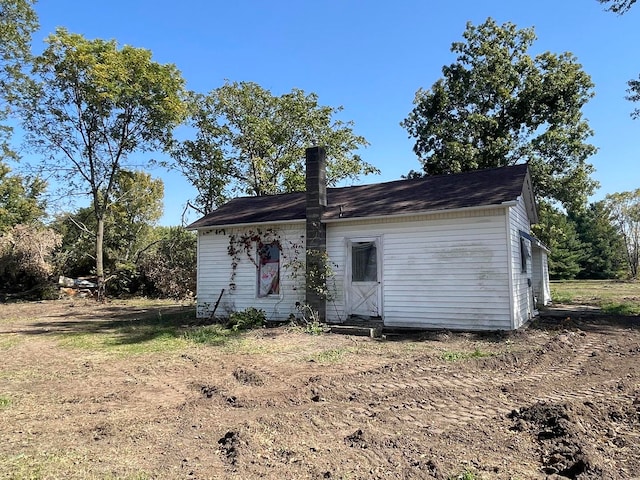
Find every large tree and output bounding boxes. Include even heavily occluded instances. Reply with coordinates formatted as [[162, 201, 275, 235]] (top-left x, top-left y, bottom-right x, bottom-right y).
[[402, 18, 598, 211], [171, 81, 377, 216], [21, 29, 186, 298], [0, 0, 38, 161], [53, 171, 164, 295], [533, 202, 585, 279], [570, 201, 626, 279], [605, 189, 640, 278]]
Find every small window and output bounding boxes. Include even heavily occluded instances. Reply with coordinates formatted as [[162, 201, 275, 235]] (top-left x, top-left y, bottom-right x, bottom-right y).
[[352, 242, 377, 282], [520, 236, 529, 273], [257, 242, 280, 297]]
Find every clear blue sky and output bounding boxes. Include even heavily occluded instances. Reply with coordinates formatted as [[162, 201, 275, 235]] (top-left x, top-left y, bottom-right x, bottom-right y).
[[23, 0, 640, 225]]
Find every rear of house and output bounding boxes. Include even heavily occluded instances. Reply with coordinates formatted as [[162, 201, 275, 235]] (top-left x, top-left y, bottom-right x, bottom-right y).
[[188, 147, 550, 331]]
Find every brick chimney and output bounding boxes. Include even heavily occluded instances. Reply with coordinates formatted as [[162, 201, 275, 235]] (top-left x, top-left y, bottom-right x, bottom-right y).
[[305, 146, 327, 321]]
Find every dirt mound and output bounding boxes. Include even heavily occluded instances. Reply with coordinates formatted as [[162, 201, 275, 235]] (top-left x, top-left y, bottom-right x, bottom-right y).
[[510, 402, 604, 479], [233, 367, 264, 386], [217, 430, 244, 466]]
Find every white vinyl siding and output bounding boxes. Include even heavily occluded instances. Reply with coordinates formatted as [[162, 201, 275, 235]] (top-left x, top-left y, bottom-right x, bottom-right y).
[[532, 246, 552, 306], [326, 209, 512, 330], [195, 223, 305, 319], [508, 198, 534, 328]]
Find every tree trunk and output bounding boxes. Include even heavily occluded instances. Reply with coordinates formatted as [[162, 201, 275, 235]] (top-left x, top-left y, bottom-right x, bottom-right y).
[[96, 216, 105, 302]]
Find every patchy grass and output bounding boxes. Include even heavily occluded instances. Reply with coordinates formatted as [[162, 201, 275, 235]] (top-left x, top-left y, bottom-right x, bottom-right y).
[[601, 302, 640, 316], [310, 348, 347, 363], [550, 288, 574, 304], [0, 335, 22, 350], [55, 309, 196, 355], [183, 324, 239, 346], [43, 304, 277, 355], [550, 280, 640, 314], [0, 450, 152, 480], [442, 348, 494, 362], [0, 395, 10, 409]]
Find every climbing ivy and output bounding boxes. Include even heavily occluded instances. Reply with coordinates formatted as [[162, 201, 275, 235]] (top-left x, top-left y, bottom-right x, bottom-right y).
[[226, 228, 303, 290]]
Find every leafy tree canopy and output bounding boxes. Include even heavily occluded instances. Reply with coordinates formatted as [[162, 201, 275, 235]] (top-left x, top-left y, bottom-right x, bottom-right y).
[[605, 189, 640, 279], [138, 226, 196, 299], [21, 28, 187, 296], [627, 75, 640, 119], [0, 0, 38, 161], [172, 81, 377, 216], [53, 171, 164, 280], [570, 201, 626, 279], [0, 161, 45, 231], [402, 18, 598, 211], [532, 201, 584, 279], [598, 0, 636, 13]]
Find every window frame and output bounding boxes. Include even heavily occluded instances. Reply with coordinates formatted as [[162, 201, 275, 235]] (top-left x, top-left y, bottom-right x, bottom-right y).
[[520, 235, 530, 274], [256, 241, 281, 298]]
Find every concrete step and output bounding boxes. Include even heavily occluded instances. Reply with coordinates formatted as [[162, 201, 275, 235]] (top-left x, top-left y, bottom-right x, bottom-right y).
[[328, 324, 382, 338]]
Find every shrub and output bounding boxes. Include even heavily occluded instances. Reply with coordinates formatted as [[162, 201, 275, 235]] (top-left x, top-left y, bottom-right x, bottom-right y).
[[0, 224, 61, 294], [228, 307, 266, 331], [138, 227, 196, 299]]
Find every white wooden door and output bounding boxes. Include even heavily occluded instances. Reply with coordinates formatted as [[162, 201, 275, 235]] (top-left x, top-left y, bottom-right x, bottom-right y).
[[347, 238, 381, 318]]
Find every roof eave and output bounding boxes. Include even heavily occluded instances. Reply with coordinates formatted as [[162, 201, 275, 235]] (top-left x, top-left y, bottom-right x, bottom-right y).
[[187, 218, 305, 231], [188, 198, 524, 231]]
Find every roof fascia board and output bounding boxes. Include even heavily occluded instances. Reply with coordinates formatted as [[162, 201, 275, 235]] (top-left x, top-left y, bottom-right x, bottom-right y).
[[188, 218, 304, 231]]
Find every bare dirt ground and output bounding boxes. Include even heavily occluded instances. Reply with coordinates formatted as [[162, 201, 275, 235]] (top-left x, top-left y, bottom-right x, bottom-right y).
[[0, 300, 639, 479]]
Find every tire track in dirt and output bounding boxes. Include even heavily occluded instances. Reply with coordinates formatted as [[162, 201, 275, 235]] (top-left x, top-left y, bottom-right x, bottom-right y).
[[312, 334, 611, 433], [177, 330, 626, 476]]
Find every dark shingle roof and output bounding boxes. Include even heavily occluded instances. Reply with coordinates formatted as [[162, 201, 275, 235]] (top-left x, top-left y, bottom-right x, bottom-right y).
[[187, 164, 530, 229]]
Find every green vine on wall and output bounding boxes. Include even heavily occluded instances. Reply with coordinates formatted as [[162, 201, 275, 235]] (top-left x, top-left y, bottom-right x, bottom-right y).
[[227, 228, 305, 291], [224, 228, 341, 323], [287, 249, 338, 301]]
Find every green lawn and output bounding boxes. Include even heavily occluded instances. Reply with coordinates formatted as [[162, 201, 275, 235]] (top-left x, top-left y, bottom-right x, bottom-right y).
[[550, 279, 640, 315]]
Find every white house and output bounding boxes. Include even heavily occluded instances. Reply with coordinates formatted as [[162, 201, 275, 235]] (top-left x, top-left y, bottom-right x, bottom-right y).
[[187, 147, 551, 331]]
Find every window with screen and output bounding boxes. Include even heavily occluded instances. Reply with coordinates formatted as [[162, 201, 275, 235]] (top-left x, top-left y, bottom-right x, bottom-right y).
[[352, 242, 377, 282]]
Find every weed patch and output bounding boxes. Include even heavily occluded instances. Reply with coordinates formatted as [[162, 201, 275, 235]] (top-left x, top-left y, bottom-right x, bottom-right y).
[[0, 395, 10, 409], [442, 348, 493, 361], [184, 324, 239, 346], [310, 348, 346, 363], [449, 468, 481, 479], [551, 288, 574, 304], [229, 307, 266, 331], [601, 302, 640, 315]]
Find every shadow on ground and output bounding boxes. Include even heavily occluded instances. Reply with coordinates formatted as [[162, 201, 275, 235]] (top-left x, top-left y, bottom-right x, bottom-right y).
[[4, 304, 199, 345], [533, 304, 639, 333]]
